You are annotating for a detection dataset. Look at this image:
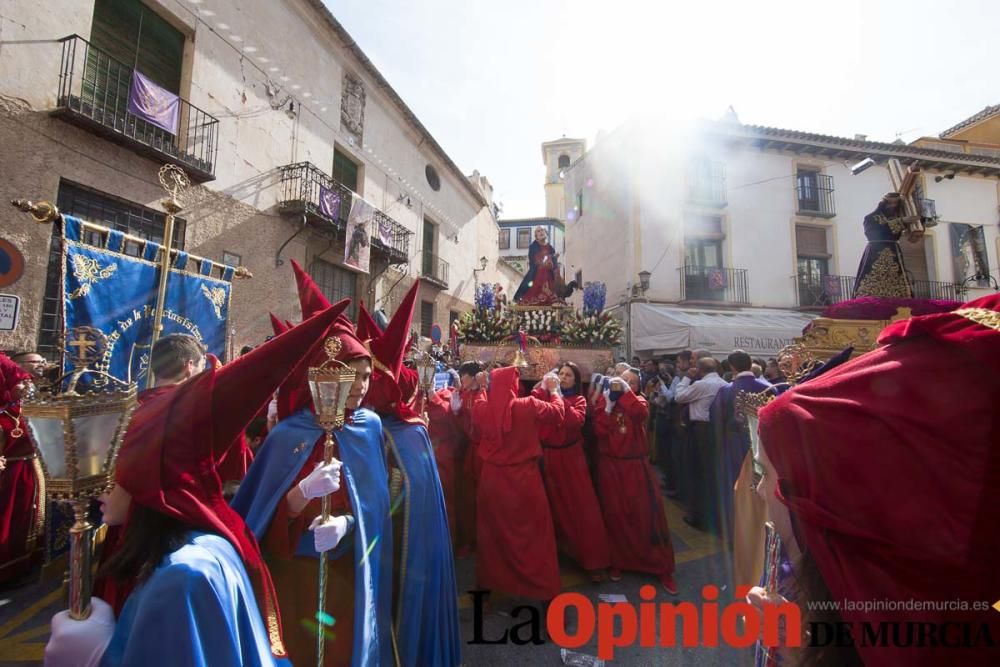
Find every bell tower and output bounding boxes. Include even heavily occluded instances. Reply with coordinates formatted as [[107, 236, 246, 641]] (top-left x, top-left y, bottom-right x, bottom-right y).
[[541, 137, 586, 222]]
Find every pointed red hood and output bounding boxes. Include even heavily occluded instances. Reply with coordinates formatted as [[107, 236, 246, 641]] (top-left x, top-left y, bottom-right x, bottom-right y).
[[370, 280, 419, 382], [0, 353, 30, 406], [291, 258, 330, 319], [277, 311, 371, 420], [363, 281, 424, 421], [269, 313, 289, 336], [758, 292, 1000, 667], [114, 299, 349, 658], [357, 300, 383, 343]]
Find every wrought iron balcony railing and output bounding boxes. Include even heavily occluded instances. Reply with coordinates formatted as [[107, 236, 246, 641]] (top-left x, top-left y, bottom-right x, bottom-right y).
[[421, 252, 449, 289], [796, 273, 853, 308], [912, 279, 958, 301], [278, 162, 411, 263], [679, 265, 749, 304], [796, 173, 836, 217], [54, 35, 219, 181]]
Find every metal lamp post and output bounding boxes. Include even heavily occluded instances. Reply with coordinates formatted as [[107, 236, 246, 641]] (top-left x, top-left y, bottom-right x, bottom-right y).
[[21, 327, 138, 620], [306, 337, 356, 666]]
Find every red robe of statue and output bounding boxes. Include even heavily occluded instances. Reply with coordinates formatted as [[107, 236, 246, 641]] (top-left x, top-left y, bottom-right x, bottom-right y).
[[533, 388, 611, 572], [473, 368, 564, 600], [594, 391, 676, 577], [426, 387, 463, 547]]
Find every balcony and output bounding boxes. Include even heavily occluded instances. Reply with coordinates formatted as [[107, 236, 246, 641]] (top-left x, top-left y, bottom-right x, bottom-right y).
[[912, 279, 958, 301], [796, 273, 853, 308], [679, 265, 749, 305], [687, 161, 727, 207], [421, 252, 449, 289], [796, 173, 836, 217], [53, 35, 218, 181], [278, 161, 411, 264]]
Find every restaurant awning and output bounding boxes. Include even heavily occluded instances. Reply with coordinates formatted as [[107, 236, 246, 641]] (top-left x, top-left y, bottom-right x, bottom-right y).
[[631, 303, 817, 358]]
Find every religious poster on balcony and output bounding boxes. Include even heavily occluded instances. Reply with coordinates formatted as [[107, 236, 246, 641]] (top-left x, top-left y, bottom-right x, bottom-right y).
[[948, 223, 989, 287], [127, 70, 180, 135], [61, 216, 235, 385], [344, 193, 373, 274], [377, 216, 394, 248]]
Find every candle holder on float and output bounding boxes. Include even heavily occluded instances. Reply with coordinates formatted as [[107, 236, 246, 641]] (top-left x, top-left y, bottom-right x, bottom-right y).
[[306, 337, 356, 666], [20, 327, 138, 620]]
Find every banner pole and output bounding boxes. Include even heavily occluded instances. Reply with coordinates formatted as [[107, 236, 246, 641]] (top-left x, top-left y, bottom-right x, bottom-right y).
[[147, 165, 191, 389]]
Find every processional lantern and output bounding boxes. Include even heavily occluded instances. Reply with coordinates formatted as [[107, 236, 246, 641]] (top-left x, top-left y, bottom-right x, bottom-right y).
[[415, 351, 437, 422], [306, 337, 356, 665], [21, 327, 138, 620]]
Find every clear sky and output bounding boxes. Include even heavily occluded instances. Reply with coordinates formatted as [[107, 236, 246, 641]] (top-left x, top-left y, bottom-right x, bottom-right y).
[[327, 0, 998, 219]]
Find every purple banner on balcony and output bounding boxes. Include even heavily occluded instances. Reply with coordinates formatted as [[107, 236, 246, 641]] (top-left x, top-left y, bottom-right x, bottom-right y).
[[319, 185, 341, 220], [377, 216, 394, 247], [823, 274, 842, 297], [127, 70, 180, 135]]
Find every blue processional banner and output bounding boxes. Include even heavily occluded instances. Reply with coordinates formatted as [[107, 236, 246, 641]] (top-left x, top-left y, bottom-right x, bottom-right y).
[[61, 215, 234, 384]]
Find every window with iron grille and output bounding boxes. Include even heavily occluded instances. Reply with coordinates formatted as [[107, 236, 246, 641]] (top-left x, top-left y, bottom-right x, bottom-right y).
[[499, 229, 510, 250], [309, 259, 358, 319], [37, 180, 188, 359], [420, 300, 434, 339]]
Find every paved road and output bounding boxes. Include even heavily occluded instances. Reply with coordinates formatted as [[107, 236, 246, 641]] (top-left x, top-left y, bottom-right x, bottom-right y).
[[0, 498, 752, 666]]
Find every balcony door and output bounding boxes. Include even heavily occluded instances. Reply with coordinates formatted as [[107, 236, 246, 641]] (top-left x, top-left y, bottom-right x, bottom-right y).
[[422, 218, 437, 277], [683, 237, 723, 301]]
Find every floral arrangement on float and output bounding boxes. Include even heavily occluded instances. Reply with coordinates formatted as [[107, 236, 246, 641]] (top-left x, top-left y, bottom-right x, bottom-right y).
[[455, 284, 513, 343], [456, 280, 621, 347], [560, 282, 623, 347]]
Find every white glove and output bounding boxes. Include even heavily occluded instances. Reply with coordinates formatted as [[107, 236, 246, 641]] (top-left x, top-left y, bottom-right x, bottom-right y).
[[45, 597, 116, 667], [449, 391, 462, 415], [297, 460, 343, 500], [603, 388, 614, 414], [542, 372, 561, 394], [309, 515, 355, 553]]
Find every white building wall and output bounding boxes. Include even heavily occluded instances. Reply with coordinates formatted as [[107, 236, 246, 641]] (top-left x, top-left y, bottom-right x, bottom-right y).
[[562, 120, 1000, 314]]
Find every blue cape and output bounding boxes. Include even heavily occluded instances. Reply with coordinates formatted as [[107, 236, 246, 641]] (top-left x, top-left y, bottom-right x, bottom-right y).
[[231, 408, 393, 667], [383, 415, 462, 667], [100, 532, 283, 667]]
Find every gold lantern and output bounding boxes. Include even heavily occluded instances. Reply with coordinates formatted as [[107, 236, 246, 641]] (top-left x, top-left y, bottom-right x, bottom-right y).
[[21, 327, 138, 620], [306, 337, 356, 665]]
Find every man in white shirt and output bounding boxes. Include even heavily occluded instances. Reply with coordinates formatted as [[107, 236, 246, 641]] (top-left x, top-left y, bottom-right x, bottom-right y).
[[674, 357, 728, 530]]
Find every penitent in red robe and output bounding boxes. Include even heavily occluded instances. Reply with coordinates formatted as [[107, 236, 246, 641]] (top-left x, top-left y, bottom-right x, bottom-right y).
[[456, 387, 483, 553], [473, 368, 564, 600], [426, 388, 464, 547], [534, 388, 611, 572], [594, 391, 675, 577], [0, 406, 40, 584]]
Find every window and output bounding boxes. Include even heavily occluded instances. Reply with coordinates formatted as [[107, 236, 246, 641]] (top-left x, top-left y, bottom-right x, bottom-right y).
[[795, 225, 833, 307], [333, 148, 360, 193], [516, 229, 530, 249], [38, 181, 188, 359], [420, 300, 434, 338], [422, 218, 437, 276], [91, 0, 185, 94], [309, 259, 357, 319], [425, 164, 441, 191], [557, 154, 570, 169], [901, 236, 930, 284], [499, 229, 510, 250], [796, 169, 835, 215], [688, 158, 727, 206], [222, 251, 241, 267], [684, 238, 723, 269]]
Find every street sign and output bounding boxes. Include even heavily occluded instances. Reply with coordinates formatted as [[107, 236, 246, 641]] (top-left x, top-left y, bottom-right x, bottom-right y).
[[0, 294, 21, 331], [430, 323, 442, 344], [0, 239, 25, 288]]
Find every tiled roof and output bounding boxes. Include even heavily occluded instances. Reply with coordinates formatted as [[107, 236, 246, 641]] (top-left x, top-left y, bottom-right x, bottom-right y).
[[940, 105, 1000, 138], [711, 123, 1000, 172]]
